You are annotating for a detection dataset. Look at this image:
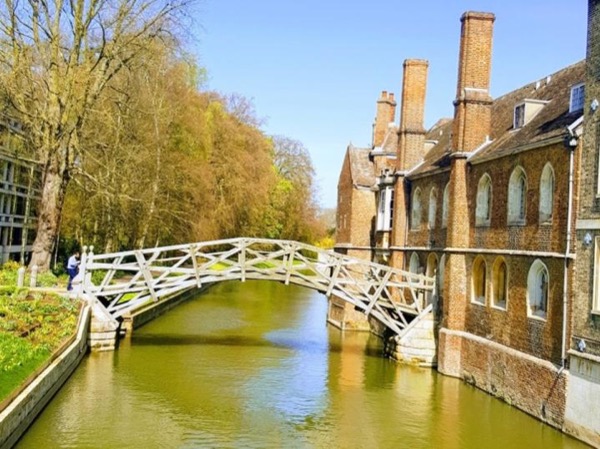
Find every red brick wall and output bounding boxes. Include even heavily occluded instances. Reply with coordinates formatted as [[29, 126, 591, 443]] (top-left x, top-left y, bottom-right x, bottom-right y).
[[398, 60, 428, 170], [453, 12, 495, 153]]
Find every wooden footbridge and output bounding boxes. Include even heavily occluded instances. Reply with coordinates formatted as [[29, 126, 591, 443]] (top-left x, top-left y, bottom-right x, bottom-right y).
[[79, 238, 435, 338]]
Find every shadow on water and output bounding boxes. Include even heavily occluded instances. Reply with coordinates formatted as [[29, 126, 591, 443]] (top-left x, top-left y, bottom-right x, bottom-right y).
[[131, 332, 386, 359]]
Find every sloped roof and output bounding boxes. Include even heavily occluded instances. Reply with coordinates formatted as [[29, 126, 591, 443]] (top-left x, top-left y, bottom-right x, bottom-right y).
[[410, 60, 585, 176], [347, 144, 376, 187]]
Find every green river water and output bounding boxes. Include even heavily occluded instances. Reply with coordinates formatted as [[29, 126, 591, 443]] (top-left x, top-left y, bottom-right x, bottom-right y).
[[16, 281, 589, 448]]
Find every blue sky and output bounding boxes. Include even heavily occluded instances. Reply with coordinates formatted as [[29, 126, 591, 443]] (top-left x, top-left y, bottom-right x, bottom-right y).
[[194, 1, 587, 208]]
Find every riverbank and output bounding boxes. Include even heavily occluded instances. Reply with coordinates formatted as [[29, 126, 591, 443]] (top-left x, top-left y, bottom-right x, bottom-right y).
[[0, 289, 88, 449]]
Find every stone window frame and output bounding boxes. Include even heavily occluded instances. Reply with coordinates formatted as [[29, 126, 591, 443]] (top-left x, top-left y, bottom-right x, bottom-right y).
[[475, 173, 492, 227], [428, 188, 438, 230], [411, 187, 422, 230], [508, 166, 527, 225], [569, 82, 585, 113], [376, 186, 394, 232], [491, 257, 508, 310], [471, 256, 487, 306], [442, 183, 450, 228], [539, 163, 554, 225], [593, 237, 600, 314], [527, 259, 549, 320]]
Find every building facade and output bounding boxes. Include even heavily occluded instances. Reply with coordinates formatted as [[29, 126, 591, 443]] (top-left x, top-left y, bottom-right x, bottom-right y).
[[0, 120, 40, 264], [335, 6, 600, 444]]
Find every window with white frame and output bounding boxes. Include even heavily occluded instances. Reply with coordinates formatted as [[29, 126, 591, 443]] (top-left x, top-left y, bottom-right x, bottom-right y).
[[476, 174, 492, 226], [376, 186, 394, 231], [508, 167, 527, 224], [527, 259, 549, 318], [428, 188, 438, 229], [514, 103, 525, 129], [594, 237, 600, 313], [570, 83, 585, 113], [411, 188, 422, 230], [539, 163, 554, 223], [492, 257, 508, 309], [442, 183, 449, 228], [472, 256, 487, 305]]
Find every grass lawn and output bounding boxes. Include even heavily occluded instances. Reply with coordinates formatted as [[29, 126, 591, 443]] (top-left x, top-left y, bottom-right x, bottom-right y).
[[0, 289, 80, 403]]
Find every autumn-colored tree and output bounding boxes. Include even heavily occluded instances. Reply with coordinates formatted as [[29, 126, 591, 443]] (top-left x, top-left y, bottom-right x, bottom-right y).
[[0, 0, 192, 269]]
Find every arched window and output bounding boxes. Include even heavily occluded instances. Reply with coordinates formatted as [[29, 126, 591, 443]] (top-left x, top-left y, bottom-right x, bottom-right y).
[[409, 252, 421, 284], [411, 188, 422, 230], [426, 253, 439, 304], [476, 174, 492, 226], [426, 253, 438, 277], [492, 258, 508, 309], [428, 188, 438, 229], [442, 183, 450, 228], [539, 163, 554, 223], [527, 259, 549, 318], [472, 256, 487, 305], [508, 167, 527, 224], [409, 252, 420, 273]]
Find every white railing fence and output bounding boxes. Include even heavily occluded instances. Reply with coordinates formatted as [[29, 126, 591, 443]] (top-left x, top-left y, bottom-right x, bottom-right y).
[[79, 238, 435, 337]]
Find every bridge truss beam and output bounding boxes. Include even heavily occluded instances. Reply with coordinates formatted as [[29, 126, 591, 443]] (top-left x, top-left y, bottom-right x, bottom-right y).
[[79, 238, 435, 338]]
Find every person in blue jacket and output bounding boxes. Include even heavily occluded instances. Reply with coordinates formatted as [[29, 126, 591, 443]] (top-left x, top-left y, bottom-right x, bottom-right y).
[[67, 251, 80, 291]]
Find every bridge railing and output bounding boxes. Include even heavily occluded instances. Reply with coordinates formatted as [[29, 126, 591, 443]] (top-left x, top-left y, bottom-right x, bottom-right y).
[[80, 238, 435, 335]]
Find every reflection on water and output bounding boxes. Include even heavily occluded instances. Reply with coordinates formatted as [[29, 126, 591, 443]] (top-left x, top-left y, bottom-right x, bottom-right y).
[[17, 281, 587, 448]]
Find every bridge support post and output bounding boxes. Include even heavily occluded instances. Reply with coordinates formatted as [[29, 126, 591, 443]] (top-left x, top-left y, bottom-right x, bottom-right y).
[[385, 313, 437, 367], [89, 316, 120, 351]]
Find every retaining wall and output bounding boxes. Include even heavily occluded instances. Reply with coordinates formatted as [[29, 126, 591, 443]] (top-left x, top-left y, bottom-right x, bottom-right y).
[[0, 304, 90, 449]]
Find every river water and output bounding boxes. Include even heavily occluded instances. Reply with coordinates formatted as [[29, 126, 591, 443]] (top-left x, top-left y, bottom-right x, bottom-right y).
[[17, 281, 588, 448]]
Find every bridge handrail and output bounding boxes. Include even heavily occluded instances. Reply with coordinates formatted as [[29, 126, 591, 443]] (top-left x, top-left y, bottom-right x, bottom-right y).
[[81, 237, 436, 337]]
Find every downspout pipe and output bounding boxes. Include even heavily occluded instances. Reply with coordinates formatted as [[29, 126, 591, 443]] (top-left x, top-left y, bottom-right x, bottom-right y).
[[562, 121, 580, 367]]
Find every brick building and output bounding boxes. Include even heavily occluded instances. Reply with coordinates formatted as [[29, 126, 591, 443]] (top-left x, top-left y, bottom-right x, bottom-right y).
[[334, 7, 600, 442], [566, 1, 600, 446]]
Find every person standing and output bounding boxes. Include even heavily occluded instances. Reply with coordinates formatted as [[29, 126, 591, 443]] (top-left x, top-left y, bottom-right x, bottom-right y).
[[67, 251, 80, 291]]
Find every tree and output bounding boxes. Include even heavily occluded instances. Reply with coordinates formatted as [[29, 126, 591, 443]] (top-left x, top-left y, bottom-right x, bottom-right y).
[[0, 0, 192, 269], [268, 136, 323, 242]]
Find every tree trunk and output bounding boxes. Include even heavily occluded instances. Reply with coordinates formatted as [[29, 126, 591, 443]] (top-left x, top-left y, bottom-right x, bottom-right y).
[[29, 160, 69, 270]]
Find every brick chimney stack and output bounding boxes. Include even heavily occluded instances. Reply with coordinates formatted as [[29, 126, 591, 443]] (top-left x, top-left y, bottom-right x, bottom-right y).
[[438, 12, 495, 378], [372, 91, 397, 148], [398, 59, 429, 170], [452, 11, 495, 153]]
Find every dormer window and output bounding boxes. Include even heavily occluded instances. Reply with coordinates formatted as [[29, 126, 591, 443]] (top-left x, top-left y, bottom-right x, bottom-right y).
[[514, 99, 549, 129], [570, 83, 585, 112], [514, 104, 525, 129]]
